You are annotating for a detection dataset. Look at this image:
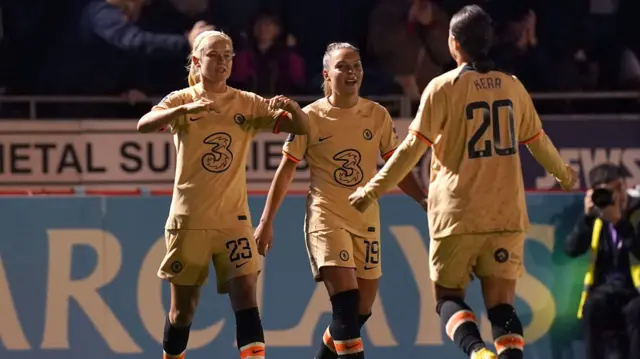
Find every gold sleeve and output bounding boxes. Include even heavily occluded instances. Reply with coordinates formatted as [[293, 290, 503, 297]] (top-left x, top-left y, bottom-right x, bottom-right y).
[[363, 133, 430, 199], [526, 132, 570, 182]]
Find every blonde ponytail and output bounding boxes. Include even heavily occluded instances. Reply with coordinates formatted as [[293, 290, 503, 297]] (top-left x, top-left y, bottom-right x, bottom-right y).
[[188, 62, 199, 86], [186, 30, 233, 87], [321, 78, 331, 97]]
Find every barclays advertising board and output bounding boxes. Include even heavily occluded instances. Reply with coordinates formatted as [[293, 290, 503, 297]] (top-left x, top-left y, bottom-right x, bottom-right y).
[[0, 194, 596, 359]]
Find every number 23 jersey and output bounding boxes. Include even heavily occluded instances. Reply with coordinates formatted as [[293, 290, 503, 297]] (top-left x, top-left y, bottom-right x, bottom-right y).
[[154, 85, 285, 230], [283, 98, 399, 238]]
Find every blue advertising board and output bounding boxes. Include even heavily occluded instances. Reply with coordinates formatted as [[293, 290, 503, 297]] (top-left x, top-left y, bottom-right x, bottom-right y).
[[0, 194, 597, 359]]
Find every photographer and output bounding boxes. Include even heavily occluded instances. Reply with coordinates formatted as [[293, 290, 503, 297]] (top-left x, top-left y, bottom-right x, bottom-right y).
[[565, 163, 640, 359]]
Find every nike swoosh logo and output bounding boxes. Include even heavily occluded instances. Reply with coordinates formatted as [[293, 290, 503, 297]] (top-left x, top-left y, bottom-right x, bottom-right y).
[[319, 136, 332, 142], [364, 266, 377, 270], [251, 349, 264, 354], [236, 261, 249, 268], [190, 116, 204, 122], [346, 344, 359, 349]]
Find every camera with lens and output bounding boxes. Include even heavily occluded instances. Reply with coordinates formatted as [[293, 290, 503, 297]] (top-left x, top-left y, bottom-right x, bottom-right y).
[[591, 187, 615, 208]]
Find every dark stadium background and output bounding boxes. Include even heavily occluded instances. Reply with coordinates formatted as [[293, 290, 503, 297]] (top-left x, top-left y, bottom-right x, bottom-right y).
[[0, 1, 639, 359]]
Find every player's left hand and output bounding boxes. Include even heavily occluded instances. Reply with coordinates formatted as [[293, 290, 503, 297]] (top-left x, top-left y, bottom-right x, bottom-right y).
[[558, 165, 578, 191], [267, 95, 302, 114], [254, 219, 274, 256], [349, 187, 375, 213]]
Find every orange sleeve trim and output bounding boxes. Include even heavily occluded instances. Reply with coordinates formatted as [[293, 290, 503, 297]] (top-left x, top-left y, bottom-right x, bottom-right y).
[[519, 129, 544, 144], [381, 149, 396, 160], [282, 151, 301, 163], [409, 129, 434, 146], [272, 111, 289, 134]]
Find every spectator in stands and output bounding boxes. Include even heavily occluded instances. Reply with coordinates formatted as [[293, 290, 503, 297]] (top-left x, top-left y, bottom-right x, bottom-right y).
[[368, 0, 450, 99], [491, 8, 555, 91], [37, 0, 212, 100], [230, 13, 305, 96], [549, 0, 640, 91], [136, 0, 216, 94], [209, 0, 265, 42]]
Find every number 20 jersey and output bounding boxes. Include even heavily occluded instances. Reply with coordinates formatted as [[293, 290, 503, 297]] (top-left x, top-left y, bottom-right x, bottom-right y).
[[282, 98, 399, 238], [409, 64, 543, 239]]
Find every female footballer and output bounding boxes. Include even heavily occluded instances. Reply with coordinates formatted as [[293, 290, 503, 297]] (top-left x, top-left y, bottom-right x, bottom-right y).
[[137, 30, 309, 359], [254, 42, 427, 359]]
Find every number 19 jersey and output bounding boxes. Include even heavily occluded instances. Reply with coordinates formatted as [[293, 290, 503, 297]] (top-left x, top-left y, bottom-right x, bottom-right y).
[[409, 64, 543, 238], [282, 98, 399, 238]]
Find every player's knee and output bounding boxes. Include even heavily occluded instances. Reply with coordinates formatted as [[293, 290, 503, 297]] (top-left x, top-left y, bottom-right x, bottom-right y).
[[329, 289, 360, 337], [169, 283, 200, 325], [487, 303, 524, 357], [169, 307, 195, 327], [356, 301, 373, 318], [434, 283, 466, 301], [480, 277, 516, 308], [355, 278, 378, 314], [228, 274, 258, 310], [321, 266, 359, 295]]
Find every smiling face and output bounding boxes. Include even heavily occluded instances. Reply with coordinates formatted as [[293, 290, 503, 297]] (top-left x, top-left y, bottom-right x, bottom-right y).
[[323, 47, 363, 97]]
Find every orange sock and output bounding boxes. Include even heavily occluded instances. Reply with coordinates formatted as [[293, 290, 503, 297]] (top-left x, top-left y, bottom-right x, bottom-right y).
[[163, 351, 185, 359], [333, 337, 364, 357], [239, 342, 265, 359], [322, 326, 337, 352]]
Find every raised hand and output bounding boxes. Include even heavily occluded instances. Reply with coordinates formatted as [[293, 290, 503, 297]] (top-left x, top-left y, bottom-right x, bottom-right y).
[[181, 97, 219, 115], [267, 95, 302, 114]]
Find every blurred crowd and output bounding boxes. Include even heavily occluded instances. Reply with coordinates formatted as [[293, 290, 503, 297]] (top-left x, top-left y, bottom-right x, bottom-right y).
[[2, 0, 640, 102]]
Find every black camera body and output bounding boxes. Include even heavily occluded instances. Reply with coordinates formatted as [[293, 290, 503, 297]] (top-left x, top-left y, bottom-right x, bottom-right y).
[[591, 187, 614, 208]]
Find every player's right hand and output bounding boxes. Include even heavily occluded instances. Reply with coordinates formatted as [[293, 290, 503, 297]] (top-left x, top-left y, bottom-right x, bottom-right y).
[[557, 164, 578, 191], [349, 187, 375, 212], [180, 98, 218, 115], [267, 95, 302, 114], [254, 220, 274, 256]]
